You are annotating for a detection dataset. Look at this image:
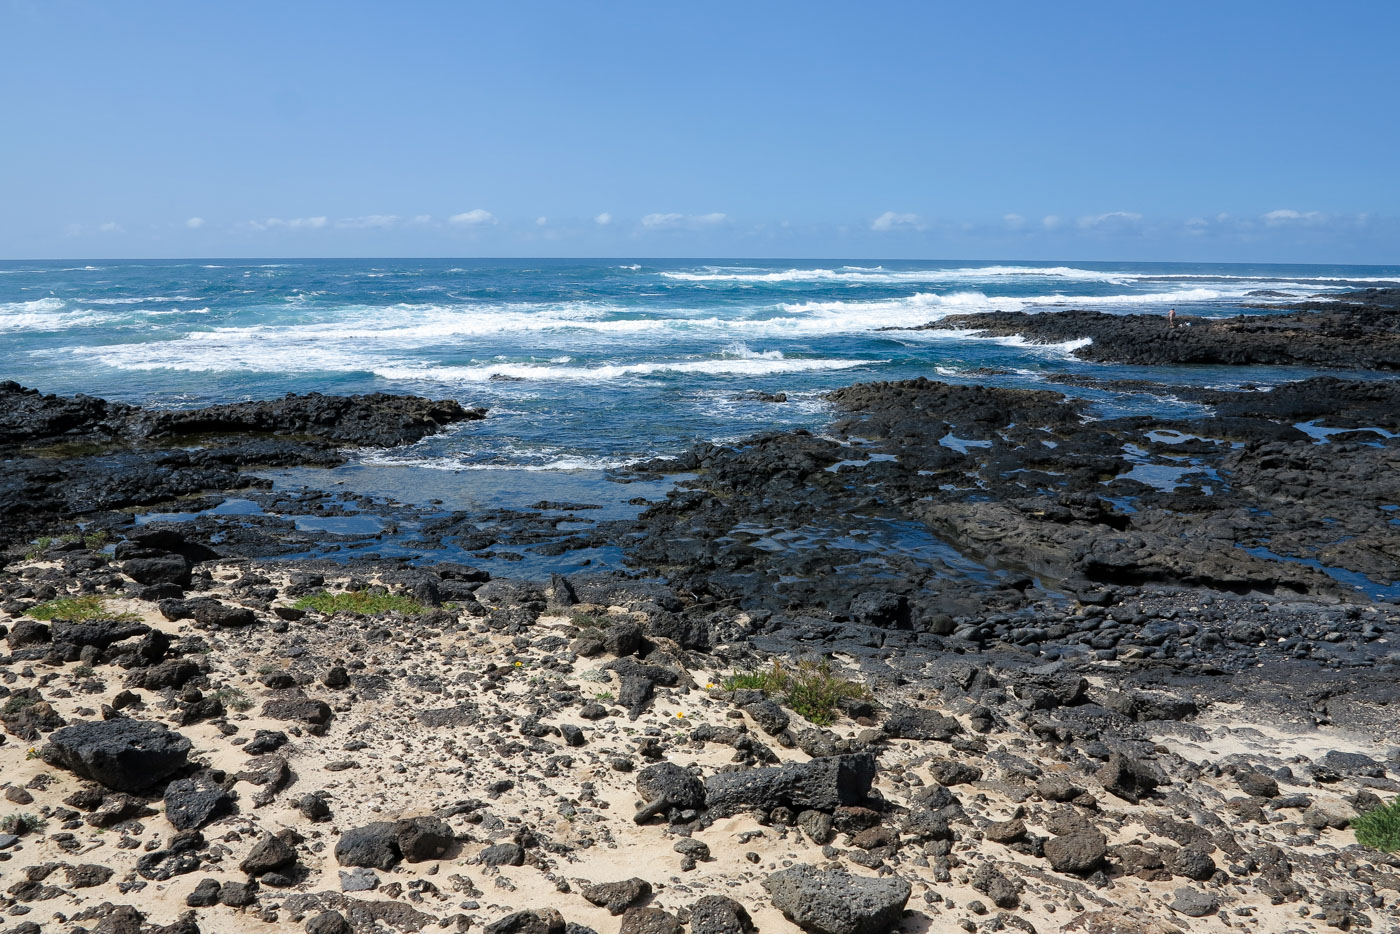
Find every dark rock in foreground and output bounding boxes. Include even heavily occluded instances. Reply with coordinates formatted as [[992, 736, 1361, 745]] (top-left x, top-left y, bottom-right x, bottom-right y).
[[763, 864, 912, 934], [44, 719, 193, 792]]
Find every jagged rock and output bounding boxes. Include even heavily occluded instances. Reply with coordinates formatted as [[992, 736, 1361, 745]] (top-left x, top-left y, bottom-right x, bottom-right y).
[[186, 879, 221, 907], [619, 908, 683, 934], [43, 719, 192, 792], [241, 833, 298, 876], [262, 694, 334, 734], [882, 704, 961, 741], [1045, 829, 1108, 875], [164, 777, 236, 830], [305, 911, 352, 934], [485, 909, 566, 934], [763, 865, 912, 934], [1169, 887, 1219, 918], [742, 699, 790, 736], [481, 842, 525, 866], [689, 896, 756, 934], [1236, 770, 1280, 799], [634, 762, 706, 822], [704, 753, 876, 816], [335, 822, 401, 870], [583, 878, 652, 915], [1097, 752, 1167, 803]]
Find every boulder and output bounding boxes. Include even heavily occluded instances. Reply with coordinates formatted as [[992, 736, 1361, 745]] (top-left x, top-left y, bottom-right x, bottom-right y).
[[763, 865, 911, 934], [44, 719, 192, 792], [704, 753, 876, 816], [164, 777, 236, 830]]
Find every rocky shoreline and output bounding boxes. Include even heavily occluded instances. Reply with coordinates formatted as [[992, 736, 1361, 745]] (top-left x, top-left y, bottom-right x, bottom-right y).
[[3, 292, 1400, 933], [894, 288, 1400, 369]]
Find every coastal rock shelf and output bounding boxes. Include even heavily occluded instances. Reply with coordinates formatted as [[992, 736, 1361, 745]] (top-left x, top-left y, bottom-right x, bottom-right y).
[[897, 287, 1400, 369]]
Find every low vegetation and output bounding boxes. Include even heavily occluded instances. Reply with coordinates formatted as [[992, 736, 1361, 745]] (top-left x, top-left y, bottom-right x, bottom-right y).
[[26, 595, 139, 622], [24, 531, 109, 561], [292, 589, 432, 616], [723, 658, 871, 726], [1354, 797, 1400, 853], [214, 685, 254, 712], [0, 813, 44, 836]]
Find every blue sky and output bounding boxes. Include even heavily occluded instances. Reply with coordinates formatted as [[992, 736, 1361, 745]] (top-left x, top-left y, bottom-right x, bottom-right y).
[[3, 0, 1397, 262]]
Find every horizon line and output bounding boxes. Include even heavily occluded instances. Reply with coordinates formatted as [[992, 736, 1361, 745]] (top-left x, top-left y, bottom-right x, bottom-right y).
[[3, 255, 1398, 268]]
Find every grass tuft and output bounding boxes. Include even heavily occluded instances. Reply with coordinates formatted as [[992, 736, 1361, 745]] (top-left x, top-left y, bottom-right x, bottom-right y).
[[0, 813, 44, 835], [722, 658, 871, 727], [1354, 797, 1400, 853], [214, 686, 254, 712], [24, 531, 109, 561], [27, 595, 139, 623], [570, 611, 610, 629], [293, 589, 431, 616]]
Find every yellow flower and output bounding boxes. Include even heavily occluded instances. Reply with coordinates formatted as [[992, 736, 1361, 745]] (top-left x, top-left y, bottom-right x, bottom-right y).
[[675, 711, 685, 718], [514, 661, 522, 667]]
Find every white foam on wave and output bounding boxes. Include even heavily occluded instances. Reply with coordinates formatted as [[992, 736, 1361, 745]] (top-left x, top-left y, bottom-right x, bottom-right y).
[[662, 264, 1138, 285], [79, 295, 200, 305], [372, 355, 876, 384], [358, 451, 633, 472], [0, 297, 118, 333]]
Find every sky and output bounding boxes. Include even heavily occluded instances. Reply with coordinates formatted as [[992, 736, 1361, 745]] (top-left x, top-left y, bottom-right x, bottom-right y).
[[2, 0, 1397, 262]]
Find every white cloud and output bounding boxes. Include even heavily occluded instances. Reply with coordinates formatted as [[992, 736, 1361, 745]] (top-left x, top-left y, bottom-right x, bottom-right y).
[[185, 217, 205, 229], [595, 212, 613, 226], [337, 214, 400, 230], [98, 221, 123, 233], [1042, 214, 1062, 229], [536, 216, 548, 226], [870, 211, 921, 232], [249, 216, 329, 231], [1003, 213, 1026, 229], [449, 209, 496, 226], [641, 212, 728, 230], [1262, 208, 1322, 225], [1078, 211, 1143, 230], [410, 214, 434, 225]]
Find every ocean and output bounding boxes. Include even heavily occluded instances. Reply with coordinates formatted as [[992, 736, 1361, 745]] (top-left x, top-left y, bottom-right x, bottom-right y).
[[3, 257, 1397, 477]]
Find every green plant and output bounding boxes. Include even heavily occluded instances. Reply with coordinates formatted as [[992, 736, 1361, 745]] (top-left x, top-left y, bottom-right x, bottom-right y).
[[723, 659, 871, 727], [24, 531, 109, 561], [1354, 797, 1400, 853], [214, 686, 254, 712], [72, 665, 95, 678], [27, 595, 140, 623], [292, 590, 433, 616], [0, 813, 44, 835], [570, 611, 609, 629], [592, 690, 615, 702], [2, 694, 38, 717]]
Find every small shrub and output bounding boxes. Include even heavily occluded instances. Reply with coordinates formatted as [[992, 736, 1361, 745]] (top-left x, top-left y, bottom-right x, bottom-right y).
[[570, 611, 609, 629], [723, 659, 871, 727], [27, 595, 139, 623], [593, 690, 615, 702], [215, 686, 253, 712], [24, 531, 108, 561], [1354, 797, 1400, 853], [72, 665, 96, 679], [293, 590, 429, 616], [2, 694, 38, 717], [0, 813, 44, 835]]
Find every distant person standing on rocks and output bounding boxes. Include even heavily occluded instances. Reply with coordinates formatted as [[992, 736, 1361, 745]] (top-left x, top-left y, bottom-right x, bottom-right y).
[[1167, 307, 1177, 328]]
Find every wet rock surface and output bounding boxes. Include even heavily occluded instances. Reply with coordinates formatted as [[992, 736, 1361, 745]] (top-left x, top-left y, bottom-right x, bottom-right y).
[[905, 287, 1400, 369]]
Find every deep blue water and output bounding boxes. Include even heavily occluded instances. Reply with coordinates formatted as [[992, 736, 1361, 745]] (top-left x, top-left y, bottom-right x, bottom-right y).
[[3, 258, 1398, 476]]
